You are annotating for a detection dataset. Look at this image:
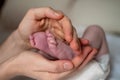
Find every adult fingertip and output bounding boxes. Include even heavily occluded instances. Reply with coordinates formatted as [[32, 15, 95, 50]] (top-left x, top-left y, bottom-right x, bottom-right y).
[[54, 10, 64, 18], [51, 10, 64, 19], [50, 60, 73, 72], [80, 38, 89, 44], [65, 36, 73, 43], [44, 7, 63, 19], [63, 62, 73, 70], [54, 12, 63, 17]]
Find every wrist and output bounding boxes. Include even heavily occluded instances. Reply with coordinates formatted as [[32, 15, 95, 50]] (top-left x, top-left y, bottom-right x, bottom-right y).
[[12, 30, 29, 48], [0, 30, 28, 64]]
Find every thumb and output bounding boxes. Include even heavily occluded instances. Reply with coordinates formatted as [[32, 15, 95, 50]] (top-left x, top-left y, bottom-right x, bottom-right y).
[[26, 7, 63, 20], [25, 51, 74, 73], [49, 60, 74, 73]]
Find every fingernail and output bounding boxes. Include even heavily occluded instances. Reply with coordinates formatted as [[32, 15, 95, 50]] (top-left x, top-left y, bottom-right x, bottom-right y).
[[63, 63, 73, 70]]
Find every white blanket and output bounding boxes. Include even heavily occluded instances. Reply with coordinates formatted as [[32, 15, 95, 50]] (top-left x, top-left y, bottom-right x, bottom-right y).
[[106, 34, 120, 80], [65, 54, 110, 80], [76, 26, 120, 80]]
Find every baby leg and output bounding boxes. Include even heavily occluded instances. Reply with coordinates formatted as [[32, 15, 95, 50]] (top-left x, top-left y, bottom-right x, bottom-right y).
[[82, 25, 109, 57]]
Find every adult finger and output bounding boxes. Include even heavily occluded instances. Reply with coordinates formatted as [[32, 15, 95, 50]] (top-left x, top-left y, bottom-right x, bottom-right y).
[[49, 19, 65, 40], [25, 51, 74, 73], [70, 28, 81, 54], [26, 7, 63, 20], [55, 46, 94, 78], [59, 16, 73, 43], [79, 38, 89, 45], [49, 60, 74, 73], [72, 46, 92, 68], [78, 48, 97, 70]]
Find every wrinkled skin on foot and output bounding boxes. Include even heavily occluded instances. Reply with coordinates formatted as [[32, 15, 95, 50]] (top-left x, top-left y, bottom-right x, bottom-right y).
[[30, 30, 75, 60]]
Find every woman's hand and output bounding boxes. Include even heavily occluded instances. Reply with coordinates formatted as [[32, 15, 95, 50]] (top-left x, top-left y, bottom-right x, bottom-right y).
[[0, 7, 97, 80], [0, 38, 97, 80], [0, 7, 78, 65], [2, 39, 96, 80], [17, 7, 80, 54], [0, 7, 76, 79], [17, 7, 77, 46], [0, 51, 73, 80]]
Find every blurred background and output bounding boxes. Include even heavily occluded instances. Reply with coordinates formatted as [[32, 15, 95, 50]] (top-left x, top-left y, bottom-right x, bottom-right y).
[[1, 0, 120, 34]]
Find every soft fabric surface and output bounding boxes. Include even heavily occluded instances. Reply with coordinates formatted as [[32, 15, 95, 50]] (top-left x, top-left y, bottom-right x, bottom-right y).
[[106, 34, 120, 80], [64, 54, 110, 80], [76, 27, 120, 80]]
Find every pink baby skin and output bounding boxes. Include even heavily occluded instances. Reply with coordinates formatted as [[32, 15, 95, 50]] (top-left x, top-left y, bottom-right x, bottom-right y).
[[29, 30, 75, 60]]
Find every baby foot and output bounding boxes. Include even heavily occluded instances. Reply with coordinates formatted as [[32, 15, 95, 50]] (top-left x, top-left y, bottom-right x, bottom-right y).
[[29, 32, 52, 55], [30, 30, 75, 60], [46, 30, 74, 60]]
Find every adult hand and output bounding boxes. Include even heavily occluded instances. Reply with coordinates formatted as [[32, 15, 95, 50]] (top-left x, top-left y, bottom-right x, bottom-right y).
[[0, 7, 96, 80], [0, 50, 73, 80], [0, 7, 77, 79], [41, 37, 97, 79], [17, 7, 78, 47], [0, 7, 79, 66], [0, 38, 97, 80], [0, 39, 96, 80]]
